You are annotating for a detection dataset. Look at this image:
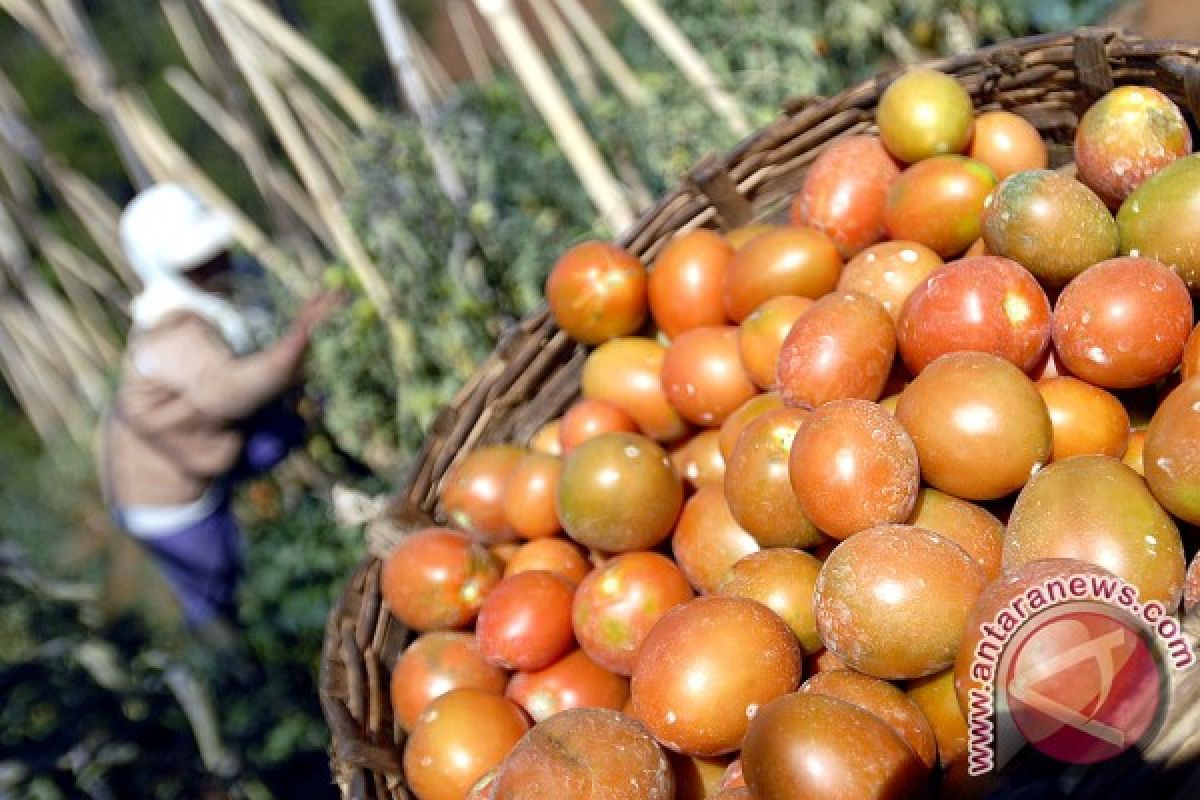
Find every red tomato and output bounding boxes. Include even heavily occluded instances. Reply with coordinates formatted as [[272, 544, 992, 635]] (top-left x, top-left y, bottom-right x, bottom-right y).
[[441, 446, 525, 543], [582, 338, 689, 442], [738, 296, 813, 389], [662, 326, 758, 426], [722, 227, 842, 322], [503, 538, 591, 584], [1052, 256, 1193, 389], [546, 241, 647, 345], [897, 255, 1052, 374], [403, 689, 530, 800], [558, 399, 638, 453], [791, 135, 901, 257], [648, 229, 734, 337], [506, 649, 629, 722], [381, 528, 501, 632], [885, 155, 997, 258], [1037, 376, 1130, 461], [631, 596, 804, 756], [476, 570, 577, 671], [502, 452, 563, 540], [672, 485, 761, 593], [836, 241, 943, 322], [391, 632, 509, 731], [670, 429, 727, 490], [572, 551, 694, 675], [777, 291, 896, 408], [967, 110, 1048, 180]]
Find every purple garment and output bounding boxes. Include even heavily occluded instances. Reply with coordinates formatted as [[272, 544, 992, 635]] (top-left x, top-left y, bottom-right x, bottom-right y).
[[114, 402, 305, 628]]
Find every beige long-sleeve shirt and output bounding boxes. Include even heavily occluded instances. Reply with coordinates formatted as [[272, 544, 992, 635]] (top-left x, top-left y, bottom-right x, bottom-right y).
[[101, 311, 306, 510]]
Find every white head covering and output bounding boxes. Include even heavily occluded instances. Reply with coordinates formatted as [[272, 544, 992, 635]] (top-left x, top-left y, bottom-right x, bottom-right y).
[[121, 185, 254, 354]]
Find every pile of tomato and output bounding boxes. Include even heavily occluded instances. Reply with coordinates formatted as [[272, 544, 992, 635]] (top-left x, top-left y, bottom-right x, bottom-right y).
[[378, 68, 1200, 800]]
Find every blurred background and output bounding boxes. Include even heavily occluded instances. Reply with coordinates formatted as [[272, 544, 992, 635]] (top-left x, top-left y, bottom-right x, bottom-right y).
[[0, 1, 1194, 798]]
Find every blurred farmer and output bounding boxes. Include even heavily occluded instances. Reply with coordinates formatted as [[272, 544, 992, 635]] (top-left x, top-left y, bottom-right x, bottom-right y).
[[100, 185, 338, 640]]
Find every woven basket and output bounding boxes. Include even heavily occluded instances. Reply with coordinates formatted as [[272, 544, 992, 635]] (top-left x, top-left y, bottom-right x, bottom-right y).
[[320, 29, 1200, 800]]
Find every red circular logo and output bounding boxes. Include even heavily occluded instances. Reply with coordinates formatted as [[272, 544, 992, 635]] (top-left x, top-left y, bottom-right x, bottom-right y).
[[1004, 607, 1163, 765]]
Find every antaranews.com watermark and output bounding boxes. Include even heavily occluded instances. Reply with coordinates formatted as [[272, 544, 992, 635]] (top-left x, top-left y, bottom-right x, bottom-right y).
[[966, 573, 1194, 775]]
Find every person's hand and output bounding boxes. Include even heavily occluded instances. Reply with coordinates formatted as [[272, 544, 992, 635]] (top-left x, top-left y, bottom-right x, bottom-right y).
[[293, 290, 346, 338]]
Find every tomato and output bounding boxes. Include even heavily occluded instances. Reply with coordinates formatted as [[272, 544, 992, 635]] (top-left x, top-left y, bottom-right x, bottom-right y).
[[1037, 376, 1130, 461], [896, 352, 1052, 501], [789, 399, 919, 539], [476, 570, 577, 671], [631, 596, 804, 756], [982, 169, 1118, 288], [582, 338, 689, 442], [441, 446, 524, 543], [717, 392, 784, 460], [1124, 428, 1147, 475], [403, 689, 530, 800], [724, 407, 823, 549], [805, 648, 850, 676], [1187, 553, 1200, 613], [815, 524, 986, 679], [726, 224, 775, 250], [559, 399, 638, 453], [719, 758, 746, 790], [572, 551, 694, 675], [1183, 322, 1200, 381], [877, 67, 974, 163], [1075, 86, 1192, 208], [953, 559, 1119, 715], [381, 528, 501, 631], [672, 485, 761, 593], [791, 135, 901, 256], [798, 670, 937, 770], [506, 649, 628, 722], [503, 537, 591, 584], [502, 452, 562, 540], [907, 488, 1004, 581], [1005, 456, 1185, 608], [778, 291, 896, 408], [662, 326, 758, 426], [492, 709, 673, 800], [836, 241, 942, 322], [884, 155, 996, 258], [546, 241, 647, 345], [1052, 256, 1192, 389], [1117, 154, 1200, 288], [738, 296, 812, 389], [967, 110, 1048, 180], [722, 226, 842, 322], [391, 632, 509, 731], [528, 420, 561, 455], [669, 429, 726, 489], [558, 432, 682, 552], [742, 693, 927, 800], [1145, 380, 1200, 525], [648, 229, 734, 337], [907, 670, 968, 768], [718, 548, 823, 653], [670, 753, 733, 800], [897, 255, 1052, 374]]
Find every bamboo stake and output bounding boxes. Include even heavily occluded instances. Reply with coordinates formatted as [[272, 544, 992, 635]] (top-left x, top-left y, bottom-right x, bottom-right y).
[[0, 315, 61, 437], [553, 0, 647, 106], [218, 0, 378, 130], [616, 0, 749, 135], [474, 0, 635, 234], [160, 0, 225, 91], [200, 3, 393, 313], [447, 0, 494, 84], [286, 82, 353, 191], [407, 18, 454, 103], [1, 308, 94, 441], [164, 67, 333, 250], [112, 90, 313, 297], [35, 0, 155, 186], [5, 287, 107, 414], [368, 0, 467, 207], [529, 0, 598, 101]]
